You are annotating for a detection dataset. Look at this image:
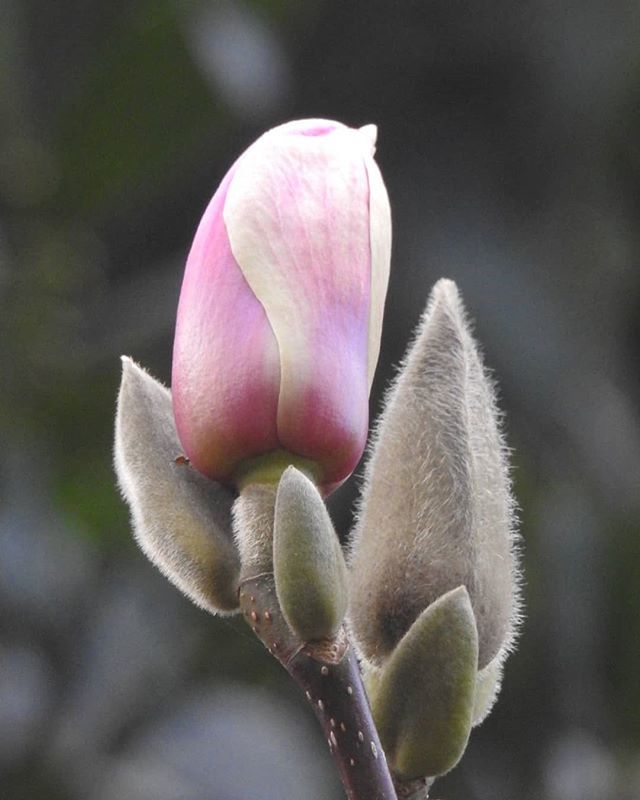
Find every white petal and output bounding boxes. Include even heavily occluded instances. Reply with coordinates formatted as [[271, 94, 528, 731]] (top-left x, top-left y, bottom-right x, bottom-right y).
[[365, 155, 392, 387], [358, 123, 378, 151]]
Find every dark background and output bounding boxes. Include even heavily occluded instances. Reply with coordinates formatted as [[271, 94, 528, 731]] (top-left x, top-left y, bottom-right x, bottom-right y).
[[1, 1, 640, 798]]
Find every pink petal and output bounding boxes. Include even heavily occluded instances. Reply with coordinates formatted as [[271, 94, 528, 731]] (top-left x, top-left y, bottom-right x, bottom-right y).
[[223, 123, 373, 485], [172, 165, 281, 482]]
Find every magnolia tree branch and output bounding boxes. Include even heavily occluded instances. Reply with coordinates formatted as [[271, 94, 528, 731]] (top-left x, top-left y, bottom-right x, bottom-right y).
[[238, 573, 399, 800]]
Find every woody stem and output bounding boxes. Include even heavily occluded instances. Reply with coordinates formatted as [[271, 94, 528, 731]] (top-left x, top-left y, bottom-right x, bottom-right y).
[[239, 572, 398, 800]]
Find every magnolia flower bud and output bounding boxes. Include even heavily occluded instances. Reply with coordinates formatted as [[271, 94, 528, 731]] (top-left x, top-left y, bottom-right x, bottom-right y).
[[349, 279, 520, 670], [172, 119, 391, 493]]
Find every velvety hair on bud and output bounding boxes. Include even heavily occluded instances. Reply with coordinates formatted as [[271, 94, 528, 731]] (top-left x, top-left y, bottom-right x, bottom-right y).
[[114, 358, 241, 614], [349, 279, 520, 671], [232, 483, 278, 577]]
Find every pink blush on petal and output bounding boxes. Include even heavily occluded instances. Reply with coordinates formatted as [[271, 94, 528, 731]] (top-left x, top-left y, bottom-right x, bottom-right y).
[[277, 322, 370, 486], [298, 125, 336, 136], [172, 167, 281, 481]]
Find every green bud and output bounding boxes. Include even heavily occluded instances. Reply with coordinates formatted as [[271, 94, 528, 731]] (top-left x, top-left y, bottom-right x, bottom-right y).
[[273, 466, 348, 641], [369, 586, 478, 780]]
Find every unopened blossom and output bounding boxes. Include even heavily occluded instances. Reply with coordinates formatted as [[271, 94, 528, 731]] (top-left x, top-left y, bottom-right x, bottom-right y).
[[172, 119, 391, 493]]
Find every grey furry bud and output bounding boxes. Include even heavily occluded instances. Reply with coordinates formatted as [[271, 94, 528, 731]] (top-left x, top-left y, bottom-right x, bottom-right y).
[[115, 357, 241, 614], [349, 279, 520, 670], [232, 483, 277, 577]]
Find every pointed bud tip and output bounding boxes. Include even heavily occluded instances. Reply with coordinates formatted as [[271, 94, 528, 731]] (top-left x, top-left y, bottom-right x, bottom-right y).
[[279, 464, 313, 492], [418, 277, 468, 350], [119, 355, 140, 380], [358, 123, 378, 150], [429, 278, 464, 317], [118, 357, 162, 401], [281, 463, 302, 481], [432, 277, 459, 299], [443, 584, 472, 610]]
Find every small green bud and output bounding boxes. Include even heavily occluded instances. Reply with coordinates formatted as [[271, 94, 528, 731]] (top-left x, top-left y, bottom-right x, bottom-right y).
[[273, 466, 348, 641], [369, 586, 478, 780]]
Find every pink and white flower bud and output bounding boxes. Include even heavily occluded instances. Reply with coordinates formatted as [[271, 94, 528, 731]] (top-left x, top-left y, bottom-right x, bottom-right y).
[[172, 119, 391, 493]]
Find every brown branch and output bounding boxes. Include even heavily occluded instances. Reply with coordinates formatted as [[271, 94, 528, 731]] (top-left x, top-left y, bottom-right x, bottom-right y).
[[239, 572, 399, 800]]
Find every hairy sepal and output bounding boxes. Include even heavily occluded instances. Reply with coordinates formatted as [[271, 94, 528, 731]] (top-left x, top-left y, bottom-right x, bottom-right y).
[[115, 357, 241, 614]]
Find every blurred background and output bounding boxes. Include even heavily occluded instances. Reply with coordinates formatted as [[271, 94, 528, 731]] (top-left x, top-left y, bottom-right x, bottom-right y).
[[1, 1, 640, 798]]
